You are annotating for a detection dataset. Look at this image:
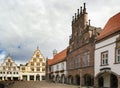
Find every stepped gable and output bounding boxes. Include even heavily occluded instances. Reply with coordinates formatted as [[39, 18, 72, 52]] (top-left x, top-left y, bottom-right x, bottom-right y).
[[48, 49, 67, 65], [97, 12, 120, 41]]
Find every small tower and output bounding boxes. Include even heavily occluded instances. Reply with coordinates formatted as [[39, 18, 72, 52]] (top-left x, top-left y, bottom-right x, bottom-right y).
[[53, 49, 57, 57], [83, 3, 88, 29]]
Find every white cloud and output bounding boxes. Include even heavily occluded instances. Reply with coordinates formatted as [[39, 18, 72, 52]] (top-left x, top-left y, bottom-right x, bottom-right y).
[[0, 0, 119, 64]]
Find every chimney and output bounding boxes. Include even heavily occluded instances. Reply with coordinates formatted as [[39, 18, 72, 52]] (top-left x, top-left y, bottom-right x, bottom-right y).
[[53, 49, 57, 57]]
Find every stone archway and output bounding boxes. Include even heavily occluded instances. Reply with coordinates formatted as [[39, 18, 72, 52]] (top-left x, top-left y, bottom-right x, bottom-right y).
[[75, 75, 80, 85], [68, 75, 73, 84], [84, 74, 94, 86], [51, 75, 55, 82], [56, 75, 60, 83], [36, 74, 40, 81], [61, 74, 66, 83], [95, 71, 118, 88]]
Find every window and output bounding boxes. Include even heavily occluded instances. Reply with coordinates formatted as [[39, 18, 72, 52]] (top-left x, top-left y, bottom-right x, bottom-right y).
[[37, 68, 40, 71], [13, 67, 16, 70], [42, 63, 45, 66], [56, 64, 59, 70], [42, 68, 45, 71], [31, 62, 34, 66], [31, 68, 34, 71], [40, 58, 42, 62], [8, 67, 11, 70], [37, 63, 40, 66], [61, 62, 64, 70], [75, 55, 80, 68], [116, 48, 120, 63], [22, 67, 25, 70], [36, 52, 39, 58], [101, 51, 108, 65], [82, 51, 90, 67], [6, 62, 9, 66], [10, 63, 12, 66], [33, 58, 36, 62], [8, 59, 11, 62], [3, 67, 6, 70]]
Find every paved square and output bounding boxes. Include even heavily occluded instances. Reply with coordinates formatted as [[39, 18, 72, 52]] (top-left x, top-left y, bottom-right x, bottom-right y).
[[8, 81, 78, 88]]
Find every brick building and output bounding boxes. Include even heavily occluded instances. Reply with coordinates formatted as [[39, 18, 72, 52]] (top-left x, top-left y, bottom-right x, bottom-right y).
[[66, 3, 101, 87]]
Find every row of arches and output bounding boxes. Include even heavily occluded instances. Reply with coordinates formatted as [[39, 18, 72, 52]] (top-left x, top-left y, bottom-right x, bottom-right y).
[[51, 74, 66, 83], [51, 74, 93, 86], [67, 74, 94, 86], [50, 71, 119, 88]]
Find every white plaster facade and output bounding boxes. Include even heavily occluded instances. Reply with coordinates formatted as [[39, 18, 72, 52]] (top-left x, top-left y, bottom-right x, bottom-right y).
[[95, 34, 120, 88], [0, 55, 19, 81], [50, 61, 67, 83], [19, 48, 46, 81], [95, 35, 120, 76]]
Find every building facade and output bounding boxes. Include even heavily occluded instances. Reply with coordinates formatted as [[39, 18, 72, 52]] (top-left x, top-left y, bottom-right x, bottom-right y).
[[47, 49, 67, 83], [0, 55, 19, 81], [95, 13, 120, 88], [19, 47, 46, 81], [66, 3, 101, 87]]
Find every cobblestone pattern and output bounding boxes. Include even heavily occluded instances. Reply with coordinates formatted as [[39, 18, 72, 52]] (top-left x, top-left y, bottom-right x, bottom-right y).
[[8, 81, 78, 88]]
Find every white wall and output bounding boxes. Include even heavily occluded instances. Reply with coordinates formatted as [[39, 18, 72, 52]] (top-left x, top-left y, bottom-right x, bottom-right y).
[[51, 61, 67, 77], [95, 34, 120, 76]]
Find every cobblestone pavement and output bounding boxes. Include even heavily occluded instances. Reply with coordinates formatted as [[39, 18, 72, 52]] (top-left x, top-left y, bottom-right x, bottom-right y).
[[8, 81, 78, 88]]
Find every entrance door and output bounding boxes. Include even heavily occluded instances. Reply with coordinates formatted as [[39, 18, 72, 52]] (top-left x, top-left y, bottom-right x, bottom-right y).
[[30, 75, 34, 80], [76, 75, 80, 85], [36, 74, 40, 81], [23, 75, 27, 81], [13, 77, 18, 81], [7, 77, 11, 81], [110, 74, 118, 88], [98, 77, 103, 87]]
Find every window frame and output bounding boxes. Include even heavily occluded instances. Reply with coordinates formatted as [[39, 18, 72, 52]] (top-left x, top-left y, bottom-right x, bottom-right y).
[[101, 51, 108, 66], [115, 48, 120, 63]]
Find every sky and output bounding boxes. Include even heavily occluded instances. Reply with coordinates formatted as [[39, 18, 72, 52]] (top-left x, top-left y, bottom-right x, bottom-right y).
[[0, 0, 120, 65]]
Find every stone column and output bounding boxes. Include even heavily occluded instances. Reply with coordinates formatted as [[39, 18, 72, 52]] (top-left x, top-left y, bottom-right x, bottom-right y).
[[94, 77, 98, 88], [2, 76, 4, 81], [40, 75, 42, 81], [34, 74, 36, 81], [27, 75, 30, 81], [118, 76, 120, 88]]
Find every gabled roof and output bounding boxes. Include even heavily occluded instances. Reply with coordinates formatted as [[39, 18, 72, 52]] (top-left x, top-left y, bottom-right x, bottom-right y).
[[97, 12, 120, 41], [48, 49, 67, 65]]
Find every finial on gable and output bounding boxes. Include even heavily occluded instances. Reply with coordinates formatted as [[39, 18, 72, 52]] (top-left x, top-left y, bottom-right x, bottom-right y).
[[80, 6, 82, 15], [75, 13, 77, 21], [89, 19, 91, 26], [83, 3, 87, 13], [37, 46, 39, 50], [77, 9, 79, 18]]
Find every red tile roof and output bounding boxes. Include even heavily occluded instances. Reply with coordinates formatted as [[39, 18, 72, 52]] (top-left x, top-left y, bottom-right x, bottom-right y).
[[97, 12, 120, 41], [48, 49, 67, 65]]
